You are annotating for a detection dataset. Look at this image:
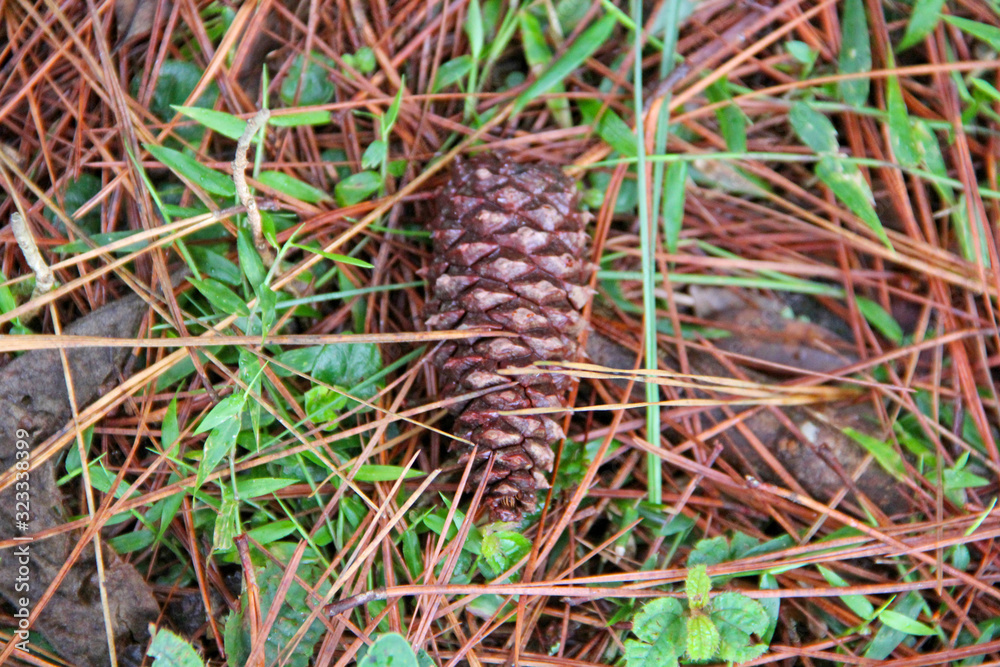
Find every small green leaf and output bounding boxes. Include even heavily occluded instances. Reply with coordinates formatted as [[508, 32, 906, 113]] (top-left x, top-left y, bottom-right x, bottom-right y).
[[898, 0, 945, 51], [706, 79, 747, 153], [197, 419, 241, 488], [943, 15, 1000, 52], [687, 536, 731, 567], [886, 65, 918, 167], [685, 564, 712, 609], [148, 628, 205, 667], [818, 565, 875, 620], [711, 591, 769, 663], [162, 397, 180, 450], [514, 12, 617, 113], [237, 228, 267, 293], [856, 297, 904, 344], [789, 103, 839, 154], [235, 477, 299, 498], [291, 242, 374, 268], [189, 246, 241, 286], [268, 110, 333, 127], [465, 0, 484, 61], [879, 610, 937, 636], [815, 155, 893, 249], [432, 56, 474, 92], [335, 170, 382, 206], [662, 161, 687, 255], [578, 98, 636, 158], [383, 84, 405, 135], [257, 171, 330, 203], [631, 597, 685, 644], [351, 465, 423, 482], [172, 105, 247, 140], [358, 633, 419, 667], [145, 144, 236, 197], [685, 613, 721, 662], [362, 140, 387, 170], [189, 277, 250, 317], [352, 47, 377, 74], [213, 493, 239, 552], [196, 394, 245, 434], [481, 530, 531, 576], [844, 427, 906, 480], [838, 0, 871, 107], [280, 52, 335, 106]]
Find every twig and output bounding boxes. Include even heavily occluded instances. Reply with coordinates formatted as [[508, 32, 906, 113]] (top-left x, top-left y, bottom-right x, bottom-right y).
[[11, 212, 55, 320], [232, 109, 272, 265]]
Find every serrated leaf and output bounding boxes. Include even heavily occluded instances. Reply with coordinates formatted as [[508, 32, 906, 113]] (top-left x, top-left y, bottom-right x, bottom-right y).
[[879, 610, 937, 636], [359, 633, 419, 667], [815, 155, 893, 250], [685, 613, 721, 662], [838, 0, 871, 106], [632, 597, 685, 644], [687, 536, 731, 566], [514, 12, 617, 113], [257, 170, 330, 203], [856, 297, 904, 344], [189, 277, 250, 317], [172, 105, 247, 140], [685, 564, 712, 609], [148, 628, 204, 667], [268, 110, 333, 127], [789, 103, 839, 154], [843, 427, 906, 480], [144, 144, 236, 197], [898, 0, 945, 51], [623, 637, 679, 667], [432, 56, 474, 92], [711, 592, 769, 663], [335, 170, 382, 206]]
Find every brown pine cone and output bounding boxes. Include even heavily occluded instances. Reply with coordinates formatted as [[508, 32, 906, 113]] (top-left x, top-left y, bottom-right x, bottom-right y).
[[425, 154, 593, 522]]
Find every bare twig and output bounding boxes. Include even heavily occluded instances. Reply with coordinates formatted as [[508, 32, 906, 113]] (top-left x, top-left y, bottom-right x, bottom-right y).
[[232, 109, 272, 265], [10, 212, 55, 320]]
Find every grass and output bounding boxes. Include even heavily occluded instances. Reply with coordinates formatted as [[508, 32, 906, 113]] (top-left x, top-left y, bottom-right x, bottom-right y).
[[1, 0, 999, 666]]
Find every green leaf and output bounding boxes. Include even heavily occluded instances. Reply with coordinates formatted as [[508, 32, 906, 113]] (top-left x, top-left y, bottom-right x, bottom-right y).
[[864, 592, 924, 659], [879, 610, 937, 636], [943, 15, 1000, 52], [280, 52, 335, 106], [631, 597, 685, 644], [898, 0, 945, 51], [235, 477, 299, 498], [578, 98, 636, 157], [514, 12, 617, 113], [384, 85, 405, 135], [818, 565, 875, 620], [213, 493, 239, 552], [465, 0, 484, 61], [172, 105, 247, 140], [706, 79, 747, 153], [268, 110, 333, 127], [358, 633, 419, 667], [685, 564, 712, 609], [197, 418, 240, 488], [362, 140, 387, 170], [351, 465, 423, 482], [148, 628, 204, 667], [481, 530, 531, 576], [886, 66, 918, 167], [687, 536, 731, 567], [257, 171, 330, 203], [189, 277, 250, 317], [108, 528, 155, 553], [710, 591, 769, 663], [838, 0, 871, 107], [46, 172, 102, 233], [815, 155, 893, 249], [237, 228, 267, 293], [291, 242, 374, 268], [188, 246, 241, 286], [843, 427, 906, 480], [136, 60, 219, 142], [276, 343, 382, 391], [335, 170, 382, 206], [196, 394, 245, 434], [789, 103, 839, 154], [624, 638, 679, 667], [145, 144, 236, 197], [685, 613, 721, 662], [432, 56, 474, 92], [162, 397, 180, 450], [856, 297, 904, 344], [662, 161, 687, 254]]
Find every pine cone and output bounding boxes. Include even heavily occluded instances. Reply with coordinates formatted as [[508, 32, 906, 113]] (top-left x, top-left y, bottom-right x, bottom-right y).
[[425, 154, 593, 522]]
